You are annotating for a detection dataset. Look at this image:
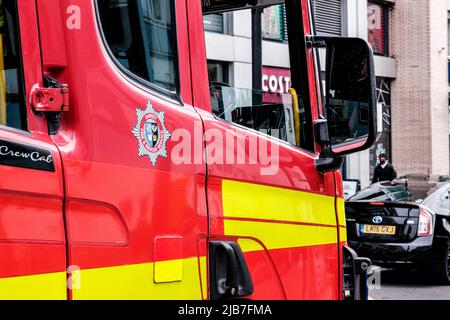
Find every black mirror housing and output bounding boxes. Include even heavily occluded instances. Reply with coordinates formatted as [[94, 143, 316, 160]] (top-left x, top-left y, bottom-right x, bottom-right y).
[[324, 37, 378, 157]]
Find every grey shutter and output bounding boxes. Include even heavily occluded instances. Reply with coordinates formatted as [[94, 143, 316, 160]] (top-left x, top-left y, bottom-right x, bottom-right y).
[[311, 0, 343, 36]]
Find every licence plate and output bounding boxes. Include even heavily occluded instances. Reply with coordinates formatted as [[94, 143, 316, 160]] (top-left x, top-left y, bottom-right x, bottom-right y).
[[360, 224, 396, 235]]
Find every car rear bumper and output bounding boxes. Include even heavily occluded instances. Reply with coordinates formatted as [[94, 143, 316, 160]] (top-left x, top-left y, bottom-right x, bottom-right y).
[[348, 236, 434, 266]]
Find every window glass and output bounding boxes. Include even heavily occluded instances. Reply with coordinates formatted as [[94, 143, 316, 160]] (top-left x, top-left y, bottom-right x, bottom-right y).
[[262, 5, 286, 41], [0, 0, 27, 130], [447, 12, 450, 54], [391, 191, 410, 201], [348, 187, 387, 201], [204, 14, 224, 33], [97, 0, 178, 92], [368, 2, 389, 56], [208, 61, 228, 84], [203, 1, 314, 151]]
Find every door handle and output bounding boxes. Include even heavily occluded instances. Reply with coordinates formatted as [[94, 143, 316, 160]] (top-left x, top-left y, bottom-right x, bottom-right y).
[[209, 241, 254, 300]]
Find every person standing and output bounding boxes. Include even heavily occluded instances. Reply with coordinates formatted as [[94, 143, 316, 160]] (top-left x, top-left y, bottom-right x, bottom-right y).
[[372, 153, 397, 184]]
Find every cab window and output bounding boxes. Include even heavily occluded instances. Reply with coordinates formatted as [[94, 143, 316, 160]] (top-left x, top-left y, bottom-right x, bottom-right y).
[[0, 0, 27, 131], [203, 1, 315, 151], [97, 0, 178, 93]]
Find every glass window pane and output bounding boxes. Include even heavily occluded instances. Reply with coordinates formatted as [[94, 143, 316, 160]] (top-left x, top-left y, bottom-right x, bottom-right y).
[[204, 14, 224, 33], [368, 2, 387, 55], [0, 0, 27, 130], [205, 2, 313, 151], [262, 5, 284, 41], [97, 0, 178, 92]]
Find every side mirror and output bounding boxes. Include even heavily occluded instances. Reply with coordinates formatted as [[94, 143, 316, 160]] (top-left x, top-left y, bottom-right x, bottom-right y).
[[325, 37, 377, 156]]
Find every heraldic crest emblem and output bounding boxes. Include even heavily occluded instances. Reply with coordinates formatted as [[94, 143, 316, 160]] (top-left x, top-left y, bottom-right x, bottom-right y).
[[132, 101, 171, 166]]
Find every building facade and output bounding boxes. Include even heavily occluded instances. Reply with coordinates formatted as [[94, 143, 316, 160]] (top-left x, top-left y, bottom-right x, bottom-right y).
[[389, 0, 450, 194]]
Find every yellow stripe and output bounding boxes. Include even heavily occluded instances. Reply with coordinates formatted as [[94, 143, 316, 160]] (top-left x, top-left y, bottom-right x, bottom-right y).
[[237, 238, 265, 252], [337, 197, 347, 227], [0, 272, 67, 300], [72, 257, 204, 300], [339, 227, 347, 242], [340, 226, 348, 242], [154, 259, 183, 283], [224, 220, 338, 251], [222, 180, 337, 226], [199, 255, 208, 299]]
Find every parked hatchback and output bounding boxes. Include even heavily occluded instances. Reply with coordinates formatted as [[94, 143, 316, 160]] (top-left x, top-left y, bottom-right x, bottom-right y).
[[346, 181, 450, 284]]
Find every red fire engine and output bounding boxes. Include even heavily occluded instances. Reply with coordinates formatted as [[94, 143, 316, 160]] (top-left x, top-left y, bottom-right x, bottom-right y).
[[0, 0, 376, 300]]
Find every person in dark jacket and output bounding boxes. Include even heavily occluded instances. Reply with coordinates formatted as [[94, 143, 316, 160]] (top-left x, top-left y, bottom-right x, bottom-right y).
[[372, 153, 397, 184]]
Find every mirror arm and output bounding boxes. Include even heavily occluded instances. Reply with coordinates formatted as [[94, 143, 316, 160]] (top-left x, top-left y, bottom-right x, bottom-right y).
[[313, 120, 344, 174], [315, 148, 345, 174], [305, 36, 332, 48]]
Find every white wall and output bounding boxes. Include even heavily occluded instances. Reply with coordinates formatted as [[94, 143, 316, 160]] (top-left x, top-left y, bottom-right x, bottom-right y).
[[430, 0, 450, 176]]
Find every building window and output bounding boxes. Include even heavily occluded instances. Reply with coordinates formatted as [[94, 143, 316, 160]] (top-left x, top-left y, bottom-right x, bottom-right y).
[[0, 0, 27, 130], [447, 12, 450, 56], [370, 79, 392, 177], [208, 61, 229, 84], [208, 61, 230, 120], [368, 2, 390, 56], [262, 5, 287, 41], [203, 13, 225, 33], [97, 0, 178, 92], [311, 0, 343, 36]]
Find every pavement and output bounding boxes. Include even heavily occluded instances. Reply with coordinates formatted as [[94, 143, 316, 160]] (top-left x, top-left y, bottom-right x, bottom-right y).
[[369, 266, 450, 300]]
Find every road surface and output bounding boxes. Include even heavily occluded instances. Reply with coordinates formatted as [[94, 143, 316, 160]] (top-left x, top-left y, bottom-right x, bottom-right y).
[[369, 267, 450, 300]]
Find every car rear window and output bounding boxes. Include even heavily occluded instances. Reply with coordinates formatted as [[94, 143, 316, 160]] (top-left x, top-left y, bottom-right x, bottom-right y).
[[348, 189, 387, 201]]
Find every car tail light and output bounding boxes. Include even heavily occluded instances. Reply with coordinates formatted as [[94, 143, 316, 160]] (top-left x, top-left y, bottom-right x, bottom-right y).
[[369, 202, 384, 206], [418, 208, 433, 237]]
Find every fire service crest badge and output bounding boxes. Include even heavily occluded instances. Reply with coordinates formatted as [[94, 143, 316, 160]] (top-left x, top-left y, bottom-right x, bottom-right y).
[[132, 101, 171, 166]]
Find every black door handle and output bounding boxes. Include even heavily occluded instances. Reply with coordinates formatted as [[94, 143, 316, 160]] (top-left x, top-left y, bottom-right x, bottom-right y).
[[209, 241, 254, 300]]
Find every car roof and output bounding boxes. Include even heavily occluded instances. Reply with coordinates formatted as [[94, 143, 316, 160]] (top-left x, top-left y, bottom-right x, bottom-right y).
[[426, 181, 450, 197]]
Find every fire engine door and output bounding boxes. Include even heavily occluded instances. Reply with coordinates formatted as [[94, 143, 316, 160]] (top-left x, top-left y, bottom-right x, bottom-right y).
[[0, 0, 67, 299], [189, 0, 342, 299], [44, 0, 208, 299]]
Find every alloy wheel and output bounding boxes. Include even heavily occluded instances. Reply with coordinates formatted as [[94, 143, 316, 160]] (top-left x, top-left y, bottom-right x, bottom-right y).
[[447, 247, 450, 278]]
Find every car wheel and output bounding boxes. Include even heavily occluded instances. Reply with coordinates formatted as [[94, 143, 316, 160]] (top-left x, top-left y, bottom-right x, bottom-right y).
[[431, 241, 450, 285], [445, 245, 450, 284]]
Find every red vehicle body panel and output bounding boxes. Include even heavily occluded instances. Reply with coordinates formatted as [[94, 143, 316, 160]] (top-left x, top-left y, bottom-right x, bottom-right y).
[[0, 0, 347, 300], [187, 0, 343, 299]]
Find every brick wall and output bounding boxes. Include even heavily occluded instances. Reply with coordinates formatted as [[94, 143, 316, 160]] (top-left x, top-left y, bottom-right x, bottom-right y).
[[391, 0, 449, 179]]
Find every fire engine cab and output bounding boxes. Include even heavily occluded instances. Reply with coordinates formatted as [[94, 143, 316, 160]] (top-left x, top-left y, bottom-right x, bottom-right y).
[[0, 0, 377, 300]]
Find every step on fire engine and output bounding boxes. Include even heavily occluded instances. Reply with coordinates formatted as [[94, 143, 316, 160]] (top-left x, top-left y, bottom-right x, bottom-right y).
[[0, 0, 376, 300]]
